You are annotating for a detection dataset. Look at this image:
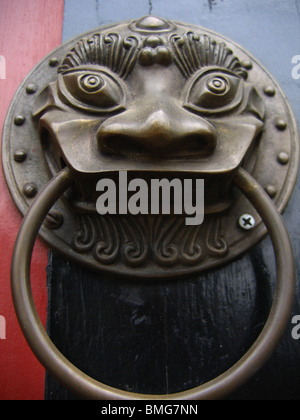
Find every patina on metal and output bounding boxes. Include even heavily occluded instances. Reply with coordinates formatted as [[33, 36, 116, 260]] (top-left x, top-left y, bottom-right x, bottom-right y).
[[3, 14, 299, 401], [10, 166, 295, 399], [2, 15, 299, 278]]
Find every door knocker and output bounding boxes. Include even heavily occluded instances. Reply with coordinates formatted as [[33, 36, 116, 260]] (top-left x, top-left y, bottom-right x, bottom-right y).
[[2, 16, 298, 399]]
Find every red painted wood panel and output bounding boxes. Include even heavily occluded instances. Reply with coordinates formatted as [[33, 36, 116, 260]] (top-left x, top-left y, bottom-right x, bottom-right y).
[[0, 0, 64, 400]]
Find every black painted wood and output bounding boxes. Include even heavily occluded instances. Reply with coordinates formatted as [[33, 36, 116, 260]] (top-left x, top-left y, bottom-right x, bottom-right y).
[[45, 227, 300, 400], [45, 0, 300, 400]]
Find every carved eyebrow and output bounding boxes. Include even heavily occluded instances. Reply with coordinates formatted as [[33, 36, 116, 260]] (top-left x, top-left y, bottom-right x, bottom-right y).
[[58, 33, 141, 79], [58, 30, 247, 81], [170, 32, 248, 79]]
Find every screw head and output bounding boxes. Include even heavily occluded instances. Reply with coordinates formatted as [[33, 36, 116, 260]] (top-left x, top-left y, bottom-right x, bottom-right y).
[[14, 115, 26, 126], [242, 60, 253, 70], [264, 86, 276, 97], [14, 149, 27, 162], [238, 214, 256, 230], [265, 185, 277, 198], [275, 117, 287, 131], [49, 57, 59, 67], [23, 183, 37, 198], [44, 209, 64, 230], [277, 152, 289, 165], [26, 84, 37, 94]]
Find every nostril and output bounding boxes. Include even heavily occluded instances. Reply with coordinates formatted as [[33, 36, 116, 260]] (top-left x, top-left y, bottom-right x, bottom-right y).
[[97, 107, 217, 158], [99, 135, 149, 157], [99, 131, 217, 159], [173, 134, 215, 158], [99, 134, 216, 158]]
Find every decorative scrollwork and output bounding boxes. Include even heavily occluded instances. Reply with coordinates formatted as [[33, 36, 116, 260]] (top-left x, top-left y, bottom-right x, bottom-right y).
[[58, 32, 140, 79], [71, 213, 228, 269], [170, 32, 248, 79]]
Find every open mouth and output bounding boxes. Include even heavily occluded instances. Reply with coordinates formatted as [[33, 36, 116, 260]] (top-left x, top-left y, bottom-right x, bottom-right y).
[[68, 170, 234, 219], [68, 169, 232, 269], [98, 134, 216, 159]]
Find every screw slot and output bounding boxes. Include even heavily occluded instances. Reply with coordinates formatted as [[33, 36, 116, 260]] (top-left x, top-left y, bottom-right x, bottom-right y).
[[23, 183, 37, 198], [238, 214, 255, 230]]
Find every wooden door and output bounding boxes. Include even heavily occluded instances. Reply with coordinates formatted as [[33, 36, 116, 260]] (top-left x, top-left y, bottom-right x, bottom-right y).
[[0, 0, 64, 400], [1, 0, 300, 400]]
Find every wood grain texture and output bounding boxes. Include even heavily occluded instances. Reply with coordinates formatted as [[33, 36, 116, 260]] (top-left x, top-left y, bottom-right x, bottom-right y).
[[43, 0, 300, 400], [0, 0, 64, 400]]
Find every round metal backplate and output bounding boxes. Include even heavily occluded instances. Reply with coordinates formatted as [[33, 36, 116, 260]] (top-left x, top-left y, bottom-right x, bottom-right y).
[[2, 17, 299, 279]]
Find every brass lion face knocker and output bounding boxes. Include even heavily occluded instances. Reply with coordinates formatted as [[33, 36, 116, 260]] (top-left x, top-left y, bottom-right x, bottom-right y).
[[2, 16, 298, 399]]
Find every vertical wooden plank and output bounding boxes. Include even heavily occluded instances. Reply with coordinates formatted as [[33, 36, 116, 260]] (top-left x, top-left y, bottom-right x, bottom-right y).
[[0, 0, 64, 400]]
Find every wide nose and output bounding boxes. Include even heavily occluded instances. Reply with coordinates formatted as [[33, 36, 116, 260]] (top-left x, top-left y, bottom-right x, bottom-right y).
[[97, 97, 217, 158]]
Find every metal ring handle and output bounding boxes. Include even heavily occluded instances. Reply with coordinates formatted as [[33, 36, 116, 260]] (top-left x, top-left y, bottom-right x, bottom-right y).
[[11, 167, 295, 400]]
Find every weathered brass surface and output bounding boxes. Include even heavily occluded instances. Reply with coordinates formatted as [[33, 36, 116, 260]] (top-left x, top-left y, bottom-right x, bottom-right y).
[[4, 14, 299, 400], [10, 166, 296, 399], [2, 16, 299, 278]]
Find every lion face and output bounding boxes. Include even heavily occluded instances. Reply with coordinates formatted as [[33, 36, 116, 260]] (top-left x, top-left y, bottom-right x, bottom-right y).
[[31, 16, 265, 274]]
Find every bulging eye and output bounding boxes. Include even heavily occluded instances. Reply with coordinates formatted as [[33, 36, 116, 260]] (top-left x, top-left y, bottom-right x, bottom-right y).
[[57, 68, 126, 113], [79, 74, 104, 92], [185, 70, 243, 114], [206, 76, 229, 95]]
